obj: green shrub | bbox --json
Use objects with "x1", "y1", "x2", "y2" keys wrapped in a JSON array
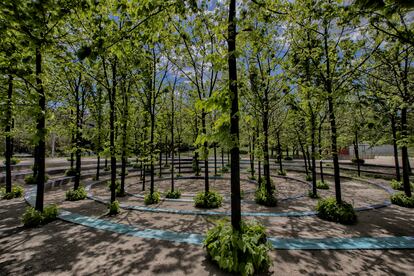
[
  {"x1": 1, "y1": 185, "x2": 24, "y2": 199},
  {"x1": 65, "y1": 186, "x2": 87, "y2": 201},
  {"x1": 117, "y1": 169, "x2": 129, "y2": 176},
  {"x1": 284, "y1": 156, "x2": 293, "y2": 161},
  {"x1": 308, "y1": 190, "x2": 320, "y2": 199},
  {"x1": 103, "y1": 166, "x2": 110, "y2": 171},
  {"x1": 3, "y1": 157, "x2": 20, "y2": 165},
  {"x1": 316, "y1": 180, "x2": 329, "y2": 189},
  {"x1": 255, "y1": 184, "x2": 277, "y2": 207},
  {"x1": 192, "y1": 159, "x2": 201, "y2": 175},
  {"x1": 248, "y1": 175, "x2": 256, "y2": 181},
  {"x1": 22, "y1": 204, "x2": 59, "y2": 227},
  {"x1": 390, "y1": 192, "x2": 414, "y2": 208},
  {"x1": 351, "y1": 158, "x2": 365, "y2": 164},
  {"x1": 221, "y1": 166, "x2": 229, "y2": 173},
  {"x1": 22, "y1": 207, "x2": 43, "y2": 227},
  {"x1": 67, "y1": 156, "x2": 75, "y2": 162},
  {"x1": 305, "y1": 174, "x2": 313, "y2": 181},
  {"x1": 277, "y1": 169, "x2": 287, "y2": 176},
  {"x1": 108, "y1": 200, "x2": 120, "y2": 215},
  {"x1": 390, "y1": 180, "x2": 414, "y2": 191},
  {"x1": 240, "y1": 189, "x2": 245, "y2": 200},
  {"x1": 24, "y1": 174, "x2": 49, "y2": 184},
  {"x1": 204, "y1": 221, "x2": 271, "y2": 276},
  {"x1": 194, "y1": 191, "x2": 223, "y2": 208},
  {"x1": 65, "y1": 167, "x2": 77, "y2": 176},
  {"x1": 144, "y1": 191, "x2": 161, "y2": 205},
  {"x1": 165, "y1": 190, "x2": 181, "y2": 199},
  {"x1": 316, "y1": 197, "x2": 357, "y2": 224},
  {"x1": 239, "y1": 149, "x2": 248, "y2": 155},
  {"x1": 132, "y1": 163, "x2": 141, "y2": 169},
  {"x1": 107, "y1": 180, "x2": 125, "y2": 197},
  {"x1": 42, "y1": 204, "x2": 59, "y2": 223}
]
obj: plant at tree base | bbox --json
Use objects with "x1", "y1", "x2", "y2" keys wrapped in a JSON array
[
  {"x1": 305, "y1": 174, "x2": 313, "y2": 181},
  {"x1": 3, "y1": 157, "x2": 20, "y2": 165},
  {"x1": 390, "y1": 180, "x2": 413, "y2": 191},
  {"x1": 24, "y1": 175, "x2": 49, "y2": 185},
  {"x1": 204, "y1": 221, "x2": 271, "y2": 276},
  {"x1": 308, "y1": 190, "x2": 320, "y2": 199},
  {"x1": 144, "y1": 191, "x2": 161, "y2": 205},
  {"x1": 107, "y1": 180, "x2": 125, "y2": 197},
  {"x1": 22, "y1": 204, "x2": 59, "y2": 227},
  {"x1": 194, "y1": 191, "x2": 223, "y2": 209},
  {"x1": 165, "y1": 190, "x2": 181, "y2": 199},
  {"x1": 255, "y1": 184, "x2": 277, "y2": 207},
  {"x1": 316, "y1": 197, "x2": 357, "y2": 224},
  {"x1": 277, "y1": 169, "x2": 287, "y2": 176},
  {"x1": 65, "y1": 167, "x2": 77, "y2": 176},
  {"x1": 316, "y1": 180, "x2": 329, "y2": 190},
  {"x1": 65, "y1": 185, "x2": 87, "y2": 201},
  {"x1": 108, "y1": 200, "x2": 120, "y2": 215},
  {"x1": 390, "y1": 192, "x2": 414, "y2": 208},
  {"x1": 0, "y1": 185, "x2": 24, "y2": 199}
]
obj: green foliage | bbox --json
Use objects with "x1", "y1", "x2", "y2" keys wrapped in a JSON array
[
  {"x1": 316, "y1": 197, "x2": 357, "y2": 224},
  {"x1": 103, "y1": 167, "x2": 110, "y2": 171},
  {"x1": 277, "y1": 169, "x2": 287, "y2": 176},
  {"x1": 117, "y1": 169, "x2": 129, "y2": 176},
  {"x1": 132, "y1": 163, "x2": 141, "y2": 169},
  {"x1": 107, "y1": 180, "x2": 125, "y2": 197},
  {"x1": 240, "y1": 189, "x2": 245, "y2": 200},
  {"x1": 3, "y1": 157, "x2": 20, "y2": 165},
  {"x1": 308, "y1": 190, "x2": 320, "y2": 199},
  {"x1": 305, "y1": 174, "x2": 313, "y2": 181},
  {"x1": 24, "y1": 174, "x2": 49, "y2": 184},
  {"x1": 65, "y1": 167, "x2": 77, "y2": 176},
  {"x1": 144, "y1": 191, "x2": 161, "y2": 205},
  {"x1": 316, "y1": 180, "x2": 329, "y2": 189},
  {"x1": 204, "y1": 221, "x2": 271, "y2": 276},
  {"x1": 390, "y1": 192, "x2": 414, "y2": 208},
  {"x1": 192, "y1": 159, "x2": 201, "y2": 176},
  {"x1": 284, "y1": 156, "x2": 293, "y2": 161},
  {"x1": 22, "y1": 207, "x2": 43, "y2": 227},
  {"x1": 221, "y1": 166, "x2": 229, "y2": 173},
  {"x1": 390, "y1": 180, "x2": 413, "y2": 191},
  {"x1": 0, "y1": 185, "x2": 24, "y2": 199},
  {"x1": 351, "y1": 158, "x2": 365, "y2": 165},
  {"x1": 255, "y1": 184, "x2": 277, "y2": 207},
  {"x1": 67, "y1": 157, "x2": 75, "y2": 162},
  {"x1": 22, "y1": 204, "x2": 59, "y2": 227},
  {"x1": 65, "y1": 186, "x2": 87, "y2": 201},
  {"x1": 108, "y1": 200, "x2": 121, "y2": 215},
  {"x1": 194, "y1": 191, "x2": 223, "y2": 208},
  {"x1": 165, "y1": 190, "x2": 181, "y2": 199}
]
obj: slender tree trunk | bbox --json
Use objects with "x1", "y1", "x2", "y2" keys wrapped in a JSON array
[
  {"x1": 297, "y1": 132, "x2": 309, "y2": 176},
  {"x1": 35, "y1": 46, "x2": 46, "y2": 212},
  {"x1": 214, "y1": 144, "x2": 217, "y2": 175},
  {"x1": 171, "y1": 85, "x2": 175, "y2": 191},
  {"x1": 262, "y1": 107, "x2": 271, "y2": 194},
  {"x1": 401, "y1": 107, "x2": 411, "y2": 197},
  {"x1": 201, "y1": 110, "x2": 209, "y2": 193},
  {"x1": 150, "y1": 112, "x2": 155, "y2": 195},
  {"x1": 5, "y1": 75, "x2": 13, "y2": 194},
  {"x1": 159, "y1": 149, "x2": 162, "y2": 176},
  {"x1": 221, "y1": 147, "x2": 225, "y2": 171},
  {"x1": 353, "y1": 129, "x2": 361, "y2": 177},
  {"x1": 74, "y1": 75, "x2": 82, "y2": 190},
  {"x1": 310, "y1": 117, "x2": 317, "y2": 195},
  {"x1": 178, "y1": 139, "x2": 181, "y2": 175},
  {"x1": 318, "y1": 122, "x2": 325, "y2": 183},
  {"x1": 96, "y1": 103, "x2": 102, "y2": 180},
  {"x1": 120, "y1": 84, "x2": 128, "y2": 196},
  {"x1": 228, "y1": 0, "x2": 241, "y2": 230},
  {"x1": 277, "y1": 131, "x2": 283, "y2": 173},
  {"x1": 109, "y1": 60, "x2": 117, "y2": 203}
]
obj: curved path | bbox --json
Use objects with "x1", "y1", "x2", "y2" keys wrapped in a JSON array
[{"x1": 24, "y1": 176, "x2": 414, "y2": 250}]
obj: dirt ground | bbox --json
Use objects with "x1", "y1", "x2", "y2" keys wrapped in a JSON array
[{"x1": 1, "y1": 170, "x2": 414, "y2": 275}]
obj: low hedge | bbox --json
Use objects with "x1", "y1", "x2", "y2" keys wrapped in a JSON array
[
  {"x1": 3, "y1": 157, "x2": 20, "y2": 165},
  {"x1": 22, "y1": 204, "x2": 59, "y2": 227},
  {"x1": 165, "y1": 190, "x2": 181, "y2": 199},
  {"x1": 316, "y1": 180, "x2": 329, "y2": 189},
  {"x1": 204, "y1": 221, "x2": 271, "y2": 276},
  {"x1": 194, "y1": 191, "x2": 223, "y2": 208},
  {"x1": 390, "y1": 192, "x2": 414, "y2": 208},
  {"x1": 255, "y1": 184, "x2": 277, "y2": 207},
  {"x1": 0, "y1": 185, "x2": 24, "y2": 199},
  {"x1": 144, "y1": 191, "x2": 161, "y2": 205},
  {"x1": 316, "y1": 197, "x2": 357, "y2": 224},
  {"x1": 65, "y1": 186, "x2": 87, "y2": 201},
  {"x1": 390, "y1": 180, "x2": 413, "y2": 191}
]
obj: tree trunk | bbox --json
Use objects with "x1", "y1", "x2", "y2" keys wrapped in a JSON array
[
  {"x1": 74, "y1": 75, "x2": 82, "y2": 190},
  {"x1": 5, "y1": 75, "x2": 13, "y2": 194},
  {"x1": 35, "y1": 47, "x2": 46, "y2": 212},
  {"x1": 150, "y1": 112, "x2": 155, "y2": 195},
  {"x1": 201, "y1": 110, "x2": 209, "y2": 193},
  {"x1": 277, "y1": 131, "x2": 283, "y2": 173},
  {"x1": 401, "y1": 107, "x2": 411, "y2": 197},
  {"x1": 228, "y1": 0, "x2": 241, "y2": 230},
  {"x1": 353, "y1": 129, "x2": 361, "y2": 177},
  {"x1": 120, "y1": 83, "x2": 128, "y2": 196},
  {"x1": 318, "y1": 121, "x2": 325, "y2": 183},
  {"x1": 170, "y1": 85, "x2": 175, "y2": 192},
  {"x1": 214, "y1": 144, "x2": 217, "y2": 175},
  {"x1": 109, "y1": 60, "x2": 117, "y2": 203},
  {"x1": 262, "y1": 107, "x2": 271, "y2": 194},
  {"x1": 310, "y1": 117, "x2": 317, "y2": 196}
]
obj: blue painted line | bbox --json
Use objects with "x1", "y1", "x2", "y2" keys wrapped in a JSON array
[
  {"x1": 23, "y1": 187, "x2": 414, "y2": 250},
  {"x1": 268, "y1": 236, "x2": 414, "y2": 250}
]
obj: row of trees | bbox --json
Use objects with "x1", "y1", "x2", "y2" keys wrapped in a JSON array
[{"x1": 1, "y1": 0, "x2": 413, "y2": 211}]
